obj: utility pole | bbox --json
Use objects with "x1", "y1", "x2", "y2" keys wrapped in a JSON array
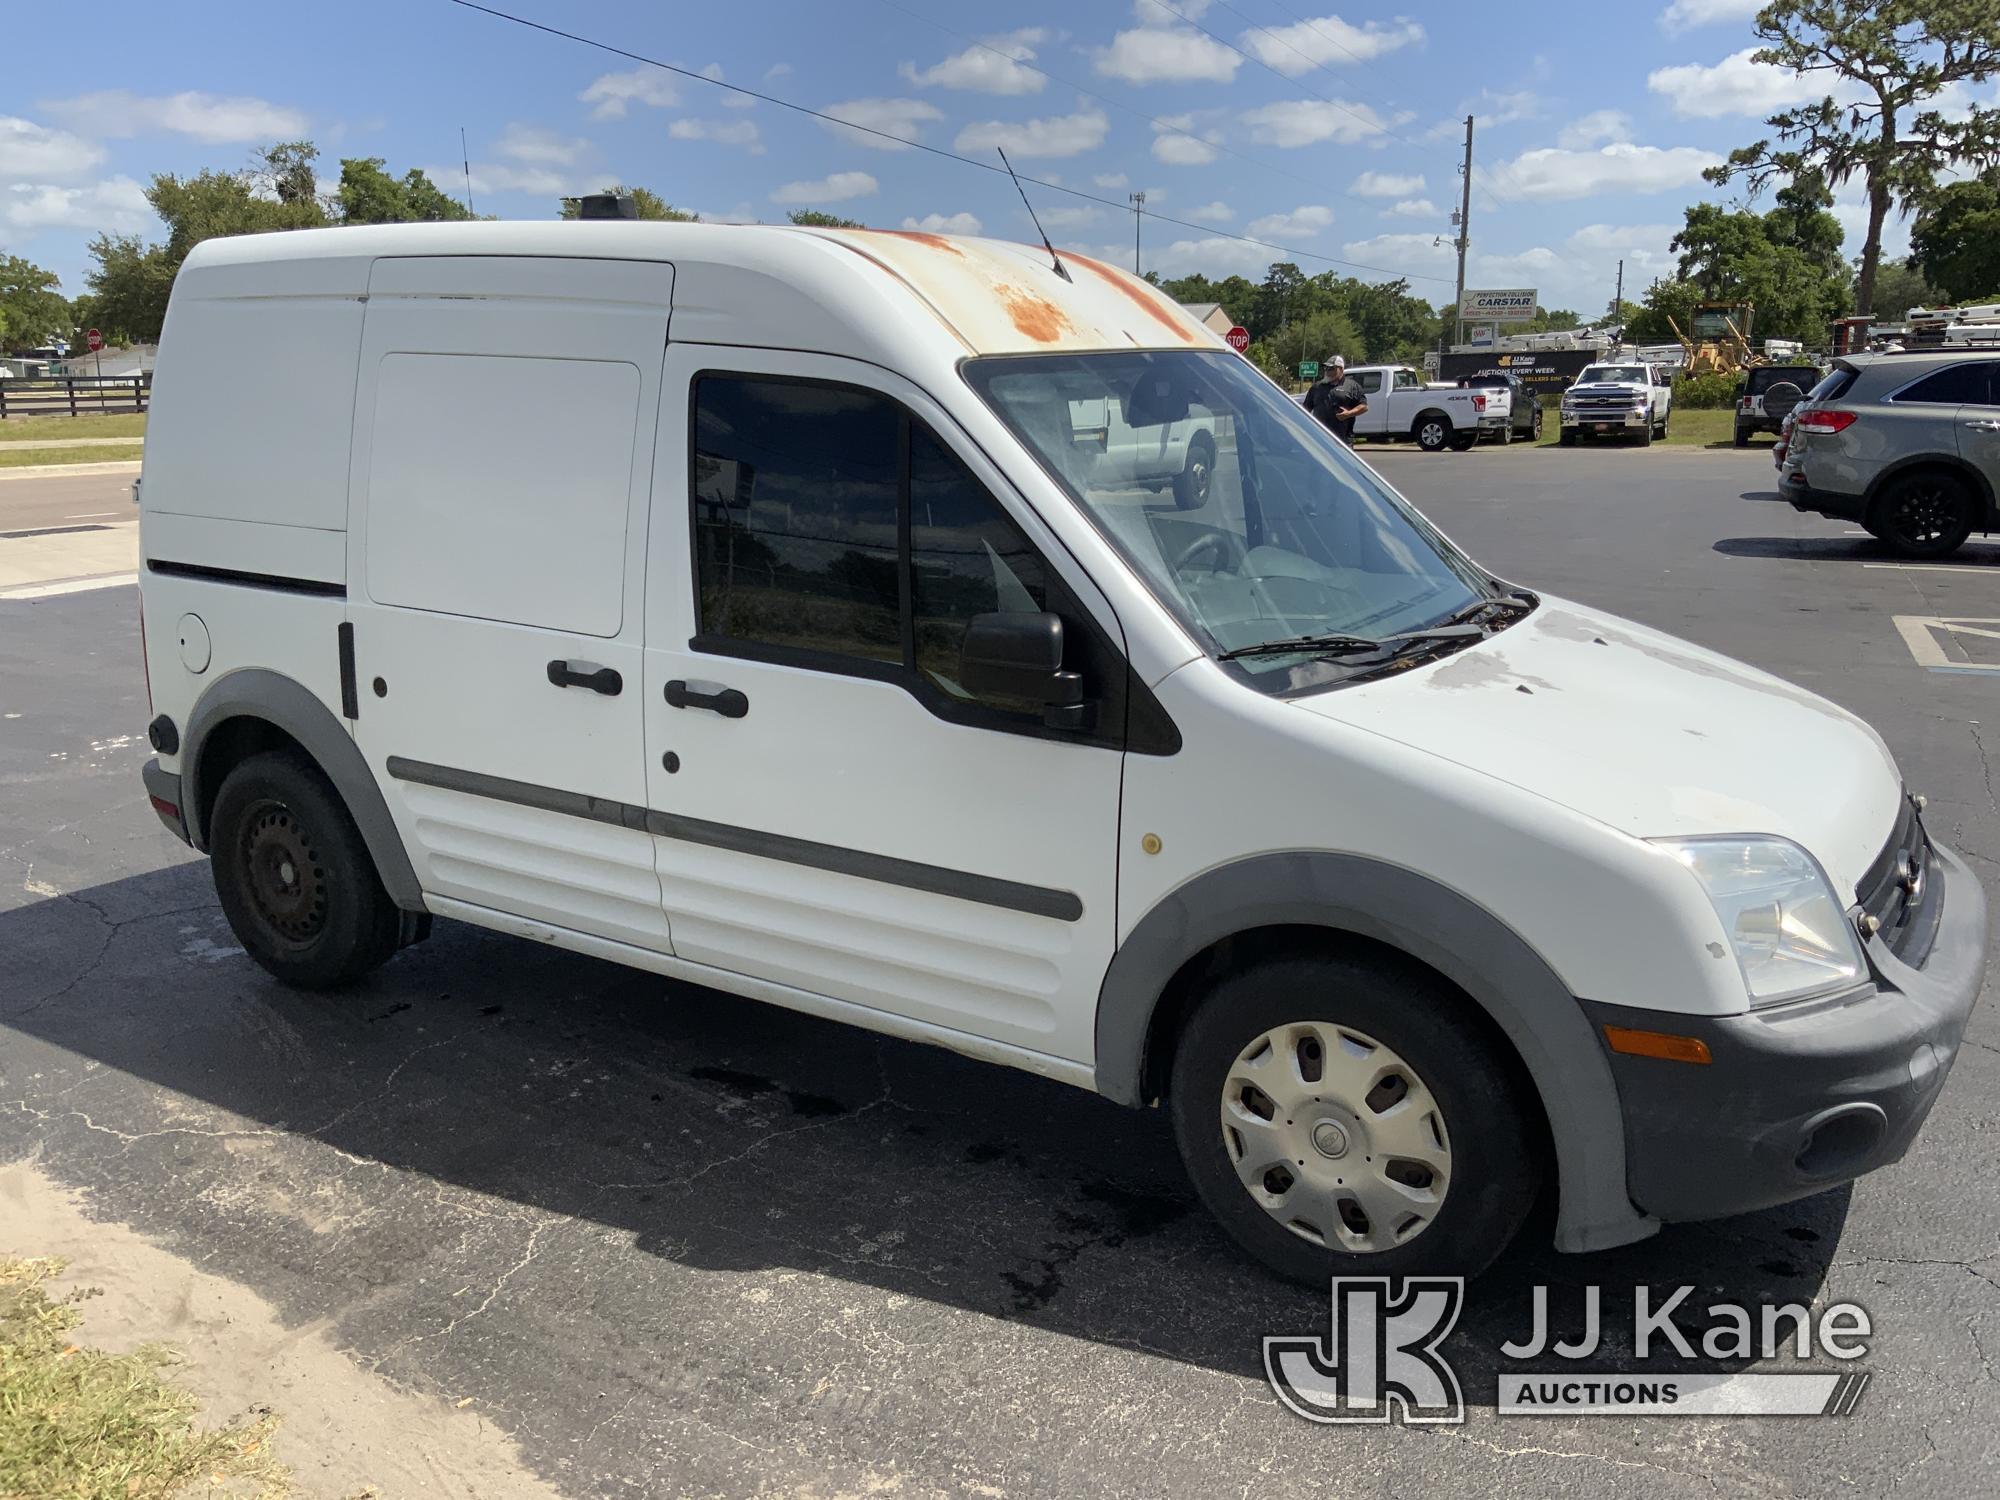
[
  {"x1": 1452, "y1": 115, "x2": 1473, "y2": 349},
  {"x1": 1129, "y1": 191, "x2": 1145, "y2": 275},
  {"x1": 1612, "y1": 259, "x2": 1624, "y2": 327}
]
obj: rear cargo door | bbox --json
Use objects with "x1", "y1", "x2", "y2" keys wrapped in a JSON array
[{"x1": 345, "y1": 256, "x2": 676, "y2": 953}]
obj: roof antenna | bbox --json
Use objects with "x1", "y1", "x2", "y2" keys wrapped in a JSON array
[{"x1": 998, "y1": 147, "x2": 1070, "y2": 283}]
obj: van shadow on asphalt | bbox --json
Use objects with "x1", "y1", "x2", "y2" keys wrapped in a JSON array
[{"x1": 0, "y1": 863, "x2": 1851, "y2": 1403}]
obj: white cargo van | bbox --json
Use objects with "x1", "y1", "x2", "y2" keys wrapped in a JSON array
[{"x1": 137, "y1": 223, "x2": 1985, "y2": 1281}]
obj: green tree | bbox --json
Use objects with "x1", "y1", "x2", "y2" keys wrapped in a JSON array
[
  {"x1": 82, "y1": 236, "x2": 177, "y2": 343},
  {"x1": 254, "y1": 141, "x2": 321, "y2": 207},
  {"x1": 1869, "y1": 254, "x2": 1944, "y2": 316},
  {"x1": 337, "y1": 158, "x2": 474, "y2": 223},
  {"x1": 558, "y1": 185, "x2": 697, "y2": 221},
  {"x1": 1910, "y1": 171, "x2": 2000, "y2": 301},
  {"x1": 0, "y1": 255, "x2": 71, "y2": 350},
  {"x1": 1705, "y1": 1, "x2": 2000, "y2": 316},
  {"x1": 1659, "y1": 193, "x2": 1852, "y2": 341},
  {"x1": 786, "y1": 209, "x2": 866, "y2": 228}
]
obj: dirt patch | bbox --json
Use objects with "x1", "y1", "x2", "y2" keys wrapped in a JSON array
[{"x1": 0, "y1": 1163, "x2": 568, "y2": 1500}]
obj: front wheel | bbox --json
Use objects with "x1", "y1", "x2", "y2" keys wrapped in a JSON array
[
  {"x1": 210, "y1": 750, "x2": 402, "y2": 989},
  {"x1": 1558, "y1": 427, "x2": 1577, "y2": 447},
  {"x1": 1636, "y1": 421, "x2": 1654, "y2": 447},
  {"x1": 1169, "y1": 953, "x2": 1540, "y2": 1282},
  {"x1": 1414, "y1": 415, "x2": 1451, "y2": 453}
]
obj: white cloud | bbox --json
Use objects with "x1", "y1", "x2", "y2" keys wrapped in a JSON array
[
  {"x1": 1094, "y1": 172, "x2": 1129, "y2": 189},
  {"x1": 1473, "y1": 89, "x2": 1543, "y2": 126},
  {"x1": 1145, "y1": 234, "x2": 1283, "y2": 279},
  {"x1": 770, "y1": 170, "x2": 879, "y2": 205},
  {"x1": 1188, "y1": 200, "x2": 1233, "y2": 222},
  {"x1": 691, "y1": 64, "x2": 756, "y2": 108},
  {"x1": 496, "y1": 123, "x2": 590, "y2": 166},
  {"x1": 1342, "y1": 231, "x2": 1456, "y2": 270},
  {"x1": 1647, "y1": 48, "x2": 1829, "y2": 118},
  {"x1": 903, "y1": 211, "x2": 983, "y2": 233},
  {"x1": 40, "y1": 90, "x2": 306, "y2": 145},
  {"x1": 1383, "y1": 197, "x2": 1439, "y2": 218},
  {"x1": 1094, "y1": 25, "x2": 1242, "y2": 84},
  {"x1": 0, "y1": 116, "x2": 104, "y2": 180},
  {"x1": 1241, "y1": 99, "x2": 1389, "y2": 148},
  {"x1": 1658, "y1": 0, "x2": 1762, "y2": 32},
  {"x1": 668, "y1": 118, "x2": 765, "y2": 153},
  {"x1": 581, "y1": 67, "x2": 678, "y2": 120},
  {"x1": 764, "y1": 63, "x2": 792, "y2": 82},
  {"x1": 448, "y1": 162, "x2": 595, "y2": 198},
  {"x1": 1247, "y1": 204, "x2": 1334, "y2": 239},
  {"x1": 954, "y1": 107, "x2": 1110, "y2": 159},
  {"x1": 900, "y1": 30, "x2": 1048, "y2": 95},
  {"x1": 1556, "y1": 110, "x2": 1633, "y2": 149},
  {"x1": 1239, "y1": 16, "x2": 1424, "y2": 74},
  {"x1": 1567, "y1": 222, "x2": 1678, "y2": 258},
  {"x1": 1350, "y1": 170, "x2": 1424, "y2": 197},
  {"x1": 0, "y1": 175, "x2": 152, "y2": 233},
  {"x1": 1038, "y1": 203, "x2": 1105, "y2": 230},
  {"x1": 1152, "y1": 115, "x2": 1220, "y2": 165},
  {"x1": 820, "y1": 97, "x2": 944, "y2": 151},
  {"x1": 1483, "y1": 142, "x2": 1721, "y2": 200}
]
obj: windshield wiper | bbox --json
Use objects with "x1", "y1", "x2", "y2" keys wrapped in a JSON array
[
  {"x1": 1439, "y1": 592, "x2": 1535, "y2": 628},
  {"x1": 1216, "y1": 624, "x2": 1484, "y2": 661}
]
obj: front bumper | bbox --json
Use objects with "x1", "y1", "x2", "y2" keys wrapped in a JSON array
[
  {"x1": 1560, "y1": 410, "x2": 1649, "y2": 428},
  {"x1": 1584, "y1": 840, "x2": 1987, "y2": 1224}
]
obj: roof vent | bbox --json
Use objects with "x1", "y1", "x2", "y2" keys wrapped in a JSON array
[{"x1": 577, "y1": 193, "x2": 639, "y2": 221}]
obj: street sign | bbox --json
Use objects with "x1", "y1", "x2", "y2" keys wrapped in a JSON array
[
  {"x1": 1298, "y1": 359, "x2": 1320, "y2": 380},
  {"x1": 85, "y1": 328, "x2": 103, "y2": 352},
  {"x1": 1225, "y1": 324, "x2": 1250, "y2": 353},
  {"x1": 1459, "y1": 288, "x2": 1537, "y2": 322}
]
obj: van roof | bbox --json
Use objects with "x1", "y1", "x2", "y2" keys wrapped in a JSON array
[{"x1": 174, "y1": 220, "x2": 1222, "y2": 361}]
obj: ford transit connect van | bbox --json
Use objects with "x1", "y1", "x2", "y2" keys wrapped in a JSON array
[{"x1": 136, "y1": 223, "x2": 1986, "y2": 1282}]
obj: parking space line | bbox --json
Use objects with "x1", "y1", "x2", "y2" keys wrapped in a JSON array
[
  {"x1": 1892, "y1": 615, "x2": 2000, "y2": 674},
  {"x1": 0, "y1": 572, "x2": 137, "y2": 601},
  {"x1": 1863, "y1": 563, "x2": 2000, "y2": 575}
]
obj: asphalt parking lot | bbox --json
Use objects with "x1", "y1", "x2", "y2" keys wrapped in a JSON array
[{"x1": 3, "y1": 443, "x2": 1997, "y2": 1498}]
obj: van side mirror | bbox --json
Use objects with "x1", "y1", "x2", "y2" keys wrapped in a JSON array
[{"x1": 959, "y1": 611, "x2": 1090, "y2": 728}]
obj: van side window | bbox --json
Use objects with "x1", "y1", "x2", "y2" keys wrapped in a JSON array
[
  {"x1": 692, "y1": 373, "x2": 1050, "y2": 711},
  {"x1": 1892, "y1": 363, "x2": 1995, "y2": 406}
]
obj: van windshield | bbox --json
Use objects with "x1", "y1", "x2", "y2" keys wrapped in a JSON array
[
  {"x1": 962, "y1": 350, "x2": 1509, "y2": 693},
  {"x1": 1578, "y1": 366, "x2": 1647, "y2": 383}
]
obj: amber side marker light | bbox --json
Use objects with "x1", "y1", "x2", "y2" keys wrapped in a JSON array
[{"x1": 1603, "y1": 1025, "x2": 1713, "y2": 1065}]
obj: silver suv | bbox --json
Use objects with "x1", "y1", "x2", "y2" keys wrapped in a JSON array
[{"x1": 1780, "y1": 350, "x2": 2000, "y2": 557}]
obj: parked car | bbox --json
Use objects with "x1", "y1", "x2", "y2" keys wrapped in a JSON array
[
  {"x1": 1557, "y1": 362, "x2": 1673, "y2": 445},
  {"x1": 1780, "y1": 350, "x2": 2000, "y2": 558},
  {"x1": 1773, "y1": 409, "x2": 1794, "y2": 469},
  {"x1": 137, "y1": 223, "x2": 1985, "y2": 1283},
  {"x1": 1735, "y1": 364, "x2": 1821, "y2": 446},
  {"x1": 1457, "y1": 372, "x2": 1543, "y2": 442},
  {"x1": 1344, "y1": 363, "x2": 1490, "y2": 451}
]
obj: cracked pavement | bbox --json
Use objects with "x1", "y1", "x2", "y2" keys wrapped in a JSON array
[{"x1": 2, "y1": 446, "x2": 1997, "y2": 1498}]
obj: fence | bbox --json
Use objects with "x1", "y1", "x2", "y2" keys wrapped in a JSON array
[{"x1": 0, "y1": 373, "x2": 152, "y2": 419}]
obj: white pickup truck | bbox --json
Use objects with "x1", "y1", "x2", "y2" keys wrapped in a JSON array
[
  {"x1": 1558, "y1": 361, "x2": 1673, "y2": 446},
  {"x1": 1344, "y1": 364, "x2": 1499, "y2": 451},
  {"x1": 1067, "y1": 394, "x2": 1216, "y2": 504}
]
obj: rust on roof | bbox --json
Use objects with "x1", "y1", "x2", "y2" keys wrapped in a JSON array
[
  {"x1": 868, "y1": 229, "x2": 967, "y2": 257},
  {"x1": 995, "y1": 284, "x2": 1075, "y2": 344},
  {"x1": 1066, "y1": 253, "x2": 1199, "y2": 344}
]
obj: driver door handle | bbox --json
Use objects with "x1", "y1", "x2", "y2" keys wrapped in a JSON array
[
  {"x1": 1964, "y1": 419, "x2": 2000, "y2": 432},
  {"x1": 665, "y1": 679, "x2": 749, "y2": 718},
  {"x1": 547, "y1": 660, "x2": 623, "y2": 696}
]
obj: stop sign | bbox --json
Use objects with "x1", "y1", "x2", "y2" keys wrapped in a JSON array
[
  {"x1": 85, "y1": 328, "x2": 103, "y2": 352},
  {"x1": 1224, "y1": 324, "x2": 1250, "y2": 353}
]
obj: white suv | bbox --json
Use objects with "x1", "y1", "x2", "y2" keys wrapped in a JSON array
[{"x1": 136, "y1": 223, "x2": 1985, "y2": 1282}]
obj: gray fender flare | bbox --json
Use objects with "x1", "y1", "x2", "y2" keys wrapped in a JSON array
[
  {"x1": 1093, "y1": 852, "x2": 1657, "y2": 1253},
  {"x1": 182, "y1": 668, "x2": 424, "y2": 912}
]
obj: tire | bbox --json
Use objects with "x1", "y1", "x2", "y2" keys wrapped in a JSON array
[
  {"x1": 1529, "y1": 407, "x2": 1543, "y2": 442},
  {"x1": 1636, "y1": 421, "x2": 1653, "y2": 447},
  {"x1": 1414, "y1": 413, "x2": 1451, "y2": 453},
  {"x1": 1867, "y1": 470, "x2": 1977, "y2": 559},
  {"x1": 1656, "y1": 412, "x2": 1669, "y2": 440},
  {"x1": 1558, "y1": 427, "x2": 1577, "y2": 447},
  {"x1": 1734, "y1": 425, "x2": 1750, "y2": 448},
  {"x1": 1173, "y1": 433, "x2": 1216, "y2": 509},
  {"x1": 1449, "y1": 432, "x2": 1478, "y2": 452},
  {"x1": 209, "y1": 749, "x2": 402, "y2": 989},
  {"x1": 1762, "y1": 381, "x2": 1803, "y2": 426},
  {"x1": 1168, "y1": 952, "x2": 1540, "y2": 1283}
]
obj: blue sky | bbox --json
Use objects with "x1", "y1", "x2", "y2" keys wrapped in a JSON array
[{"x1": 0, "y1": 0, "x2": 1949, "y2": 319}]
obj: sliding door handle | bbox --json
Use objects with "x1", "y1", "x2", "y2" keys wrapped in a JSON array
[
  {"x1": 665, "y1": 679, "x2": 749, "y2": 718},
  {"x1": 547, "y1": 660, "x2": 623, "y2": 696}
]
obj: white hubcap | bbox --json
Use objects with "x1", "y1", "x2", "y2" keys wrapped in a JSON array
[{"x1": 1219, "y1": 1021, "x2": 1452, "y2": 1253}]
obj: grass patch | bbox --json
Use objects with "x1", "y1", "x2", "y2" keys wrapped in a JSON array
[
  {"x1": 0, "y1": 412, "x2": 148, "y2": 442},
  {"x1": 1534, "y1": 406, "x2": 1749, "y2": 449},
  {"x1": 0, "y1": 444, "x2": 146, "y2": 468},
  {"x1": 0, "y1": 1257, "x2": 286, "y2": 1499}
]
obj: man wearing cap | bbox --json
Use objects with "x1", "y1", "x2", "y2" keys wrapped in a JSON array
[{"x1": 1321, "y1": 355, "x2": 1367, "y2": 446}]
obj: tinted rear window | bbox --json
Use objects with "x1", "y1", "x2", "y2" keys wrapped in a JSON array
[
  {"x1": 1890, "y1": 362, "x2": 1995, "y2": 405},
  {"x1": 1808, "y1": 367, "x2": 1858, "y2": 403}
]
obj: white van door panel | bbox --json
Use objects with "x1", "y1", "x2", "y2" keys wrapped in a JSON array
[
  {"x1": 347, "y1": 260, "x2": 672, "y2": 951},
  {"x1": 642, "y1": 347, "x2": 1123, "y2": 1063}
]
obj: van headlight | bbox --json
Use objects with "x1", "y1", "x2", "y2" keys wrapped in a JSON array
[{"x1": 1658, "y1": 836, "x2": 1867, "y2": 1005}]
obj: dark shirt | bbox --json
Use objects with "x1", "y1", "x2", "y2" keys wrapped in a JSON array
[{"x1": 1325, "y1": 376, "x2": 1365, "y2": 444}]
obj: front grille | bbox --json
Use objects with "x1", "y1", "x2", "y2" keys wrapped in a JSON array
[
  {"x1": 1569, "y1": 395, "x2": 1640, "y2": 414},
  {"x1": 1856, "y1": 797, "x2": 1940, "y2": 965}
]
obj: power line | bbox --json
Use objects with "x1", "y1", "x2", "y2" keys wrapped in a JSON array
[
  {"x1": 443, "y1": 0, "x2": 1456, "y2": 285},
  {"x1": 871, "y1": 0, "x2": 1401, "y2": 217}
]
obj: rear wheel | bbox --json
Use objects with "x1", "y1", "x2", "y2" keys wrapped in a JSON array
[
  {"x1": 1529, "y1": 406, "x2": 1544, "y2": 441},
  {"x1": 1414, "y1": 414, "x2": 1452, "y2": 453},
  {"x1": 1169, "y1": 953, "x2": 1539, "y2": 1282},
  {"x1": 1173, "y1": 433, "x2": 1215, "y2": 509},
  {"x1": 1869, "y1": 471, "x2": 1977, "y2": 559},
  {"x1": 210, "y1": 750, "x2": 401, "y2": 989},
  {"x1": 1448, "y1": 431, "x2": 1478, "y2": 452},
  {"x1": 1734, "y1": 424, "x2": 1750, "y2": 447}
]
